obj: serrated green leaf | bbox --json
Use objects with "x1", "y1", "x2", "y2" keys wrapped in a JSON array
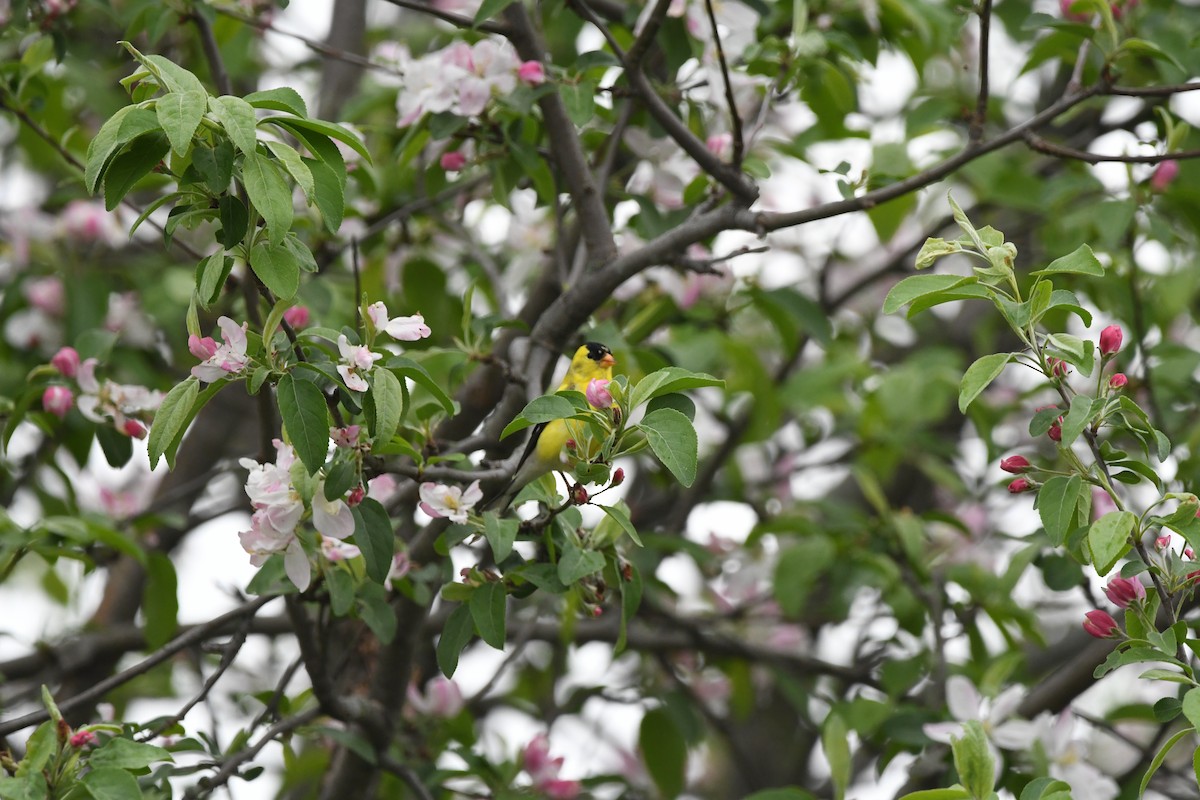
[
  {"x1": 103, "y1": 132, "x2": 169, "y2": 210},
  {"x1": 244, "y1": 86, "x2": 308, "y2": 117},
  {"x1": 598, "y1": 503, "x2": 643, "y2": 546},
  {"x1": 1088, "y1": 510, "x2": 1137, "y2": 576},
  {"x1": 210, "y1": 94, "x2": 258, "y2": 155},
  {"x1": 148, "y1": 378, "x2": 198, "y2": 468},
  {"x1": 87, "y1": 737, "x2": 172, "y2": 769},
  {"x1": 249, "y1": 240, "x2": 299, "y2": 299},
  {"x1": 366, "y1": 367, "x2": 403, "y2": 446},
  {"x1": 629, "y1": 367, "x2": 724, "y2": 411},
  {"x1": 265, "y1": 140, "x2": 315, "y2": 203},
  {"x1": 436, "y1": 603, "x2": 474, "y2": 677},
  {"x1": 883, "y1": 274, "x2": 975, "y2": 315},
  {"x1": 156, "y1": 90, "x2": 207, "y2": 155},
  {"x1": 85, "y1": 106, "x2": 161, "y2": 194},
  {"x1": 470, "y1": 581, "x2": 507, "y2": 649},
  {"x1": 484, "y1": 513, "x2": 519, "y2": 562},
  {"x1": 276, "y1": 373, "x2": 329, "y2": 475},
  {"x1": 81, "y1": 767, "x2": 144, "y2": 800},
  {"x1": 351, "y1": 498, "x2": 394, "y2": 584},
  {"x1": 242, "y1": 151, "x2": 293, "y2": 247},
  {"x1": 501, "y1": 394, "x2": 576, "y2": 439},
  {"x1": 958, "y1": 353, "x2": 1012, "y2": 413},
  {"x1": 640, "y1": 408, "x2": 698, "y2": 487},
  {"x1": 1037, "y1": 475, "x2": 1083, "y2": 547},
  {"x1": 261, "y1": 116, "x2": 371, "y2": 163}
]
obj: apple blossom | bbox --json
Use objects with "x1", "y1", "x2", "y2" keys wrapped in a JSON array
[
  {"x1": 518, "y1": 60, "x2": 546, "y2": 85},
  {"x1": 24, "y1": 276, "x2": 64, "y2": 315},
  {"x1": 419, "y1": 480, "x2": 483, "y2": 523},
  {"x1": 50, "y1": 346, "x2": 80, "y2": 377},
  {"x1": 1082, "y1": 610, "x2": 1120, "y2": 639},
  {"x1": 1108, "y1": 373, "x2": 1127, "y2": 390},
  {"x1": 68, "y1": 730, "x2": 96, "y2": 748},
  {"x1": 1098, "y1": 325, "x2": 1123, "y2": 356},
  {"x1": 585, "y1": 378, "x2": 613, "y2": 409},
  {"x1": 320, "y1": 537, "x2": 362, "y2": 562},
  {"x1": 336, "y1": 334, "x2": 382, "y2": 392},
  {"x1": 1102, "y1": 576, "x2": 1146, "y2": 608},
  {"x1": 440, "y1": 150, "x2": 467, "y2": 171},
  {"x1": 75, "y1": 358, "x2": 162, "y2": 435},
  {"x1": 331, "y1": 425, "x2": 361, "y2": 448},
  {"x1": 1007, "y1": 478, "x2": 1035, "y2": 494},
  {"x1": 312, "y1": 482, "x2": 356, "y2": 540},
  {"x1": 42, "y1": 386, "x2": 73, "y2": 418},
  {"x1": 407, "y1": 676, "x2": 464, "y2": 717},
  {"x1": 191, "y1": 317, "x2": 250, "y2": 382},
  {"x1": 388, "y1": 550, "x2": 411, "y2": 583},
  {"x1": 367, "y1": 302, "x2": 432, "y2": 341},
  {"x1": 282, "y1": 305, "x2": 310, "y2": 328},
  {"x1": 368, "y1": 474, "x2": 399, "y2": 504}
]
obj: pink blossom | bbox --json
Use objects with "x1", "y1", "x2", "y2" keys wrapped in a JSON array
[
  {"x1": 331, "y1": 425, "x2": 361, "y2": 448},
  {"x1": 1008, "y1": 478, "x2": 1035, "y2": 494},
  {"x1": 1103, "y1": 576, "x2": 1146, "y2": 608},
  {"x1": 439, "y1": 150, "x2": 468, "y2": 171},
  {"x1": 312, "y1": 481, "x2": 356, "y2": 540},
  {"x1": 706, "y1": 132, "x2": 733, "y2": 160},
  {"x1": 368, "y1": 474, "x2": 399, "y2": 504},
  {"x1": 419, "y1": 480, "x2": 483, "y2": 523},
  {"x1": 320, "y1": 537, "x2": 362, "y2": 562},
  {"x1": 585, "y1": 378, "x2": 613, "y2": 409},
  {"x1": 367, "y1": 302, "x2": 432, "y2": 341},
  {"x1": 336, "y1": 334, "x2": 382, "y2": 392},
  {"x1": 239, "y1": 441, "x2": 309, "y2": 590},
  {"x1": 1150, "y1": 160, "x2": 1179, "y2": 192},
  {"x1": 1108, "y1": 373, "x2": 1128, "y2": 390},
  {"x1": 1098, "y1": 325, "x2": 1123, "y2": 356},
  {"x1": 407, "y1": 676, "x2": 464, "y2": 717},
  {"x1": 611, "y1": 467, "x2": 625, "y2": 486},
  {"x1": 188, "y1": 335, "x2": 219, "y2": 361},
  {"x1": 1000, "y1": 455, "x2": 1031, "y2": 474},
  {"x1": 283, "y1": 305, "x2": 310, "y2": 328},
  {"x1": 388, "y1": 550, "x2": 411, "y2": 582},
  {"x1": 523, "y1": 734, "x2": 565, "y2": 784},
  {"x1": 1155, "y1": 535, "x2": 1171, "y2": 551},
  {"x1": 74, "y1": 358, "x2": 163, "y2": 434},
  {"x1": 24, "y1": 277, "x2": 64, "y2": 316},
  {"x1": 68, "y1": 730, "x2": 96, "y2": 748},
  {"x1": 190, "y1": 317, "x2": 249, "y2": 382},
  {"x1": 518, "y1": 60, "x2": 546, "y2": 85},
  {"x1": 122, "y1": 419, "x2": 147, "y2": 439},
  {"x1": 51, "y1": 347, "x2": 80, "y2": 378},
  {"x1": 1083, "y1": 609, "x2": 1120, "y2": 639},
  {"x1": 538, "y1": 779, "x2": 582, "y2": 800},
  {"x1": 347, "y1": 486, "x2": 365, "y2": 506},
  {"x1": 43, "y1": 386, "x2": 73, "y2": 418},
  {"x1": 59, "y1": 199, "x2": 116, "y2": 243}
]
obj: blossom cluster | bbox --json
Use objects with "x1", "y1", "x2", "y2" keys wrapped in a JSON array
[
  {"x1": 396, "y1": 39, "x2": 546, "y2": 126},
  {"x1": 41, "y1": 346, "x2": 162, "y2": 439}
]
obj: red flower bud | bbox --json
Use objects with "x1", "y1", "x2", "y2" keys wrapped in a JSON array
[
  {"x1": 1151, "y1": 159, "x2": 1179, "y2": 192},
  {"x1": 347, "y1": 486, "x2": 365, "y2": 507},
  {"x1": 1047, "y1": 357, "x2": 1070, "y2": 377},
  {"x1": 1007, "y1": 477, "x2": 1035, "y2": 494},
  {"x1": 51, "y1": 346, "x2": 80, "y2": 378},
  {"x1": 1048, "y1": 421, "x2": 1062, "y2": 442},
  {"x1": 1108, "y1": 373, "x2": 1128, "y2": 390},
  {"x1": 1083, "y1": 609, "x2": 1120, "y2": 639},
  {"x1": 1000, "y1": 455, "x2": 1032, "y2": 474},
  {"x1": 611, "y1": 467, "x2": 625, "y2": 487},
  {"x1": 570, "y1": 484, "x2": 588, "y2": 505},
  {"x1": 439, "y1": 151, "x2": 467, "y2": 171},
  {"x1": 1103, "y1": 576, "x2": 1146, "y2": 608},
  {"x1": 122, "y1": 419, "x2": 148, "y2": 439},
  {"x1": 1099, "y1": 325, "x2": 1123, "y2": 356},
  {"x1": 1156, "y1": 535, "x2": 1171, "y2": 551},
  {"x1": 69, "y1": 730, "x2": 96, "y2": 748}
]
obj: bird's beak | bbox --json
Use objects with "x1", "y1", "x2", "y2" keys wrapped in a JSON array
[{"x1": 601, "y1": 354, "x2": 616, "y2": 368}]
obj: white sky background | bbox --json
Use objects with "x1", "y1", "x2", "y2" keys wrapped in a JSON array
[{"x1": 2, "y1": 1, "x2": 1195, "y2": 798}]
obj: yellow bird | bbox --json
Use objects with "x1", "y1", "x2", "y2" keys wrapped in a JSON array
[{"x1": 489, "y1": 342, "x2": 617, "y2": 511}]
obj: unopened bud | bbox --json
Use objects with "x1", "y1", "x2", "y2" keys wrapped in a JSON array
[
  {"x1": 50, "y1": 346, "x2": 80, "y2": 378},
  {"x1": 1000, "y1": 455, "x2": 1032, "y2": 474},
  {"x1": 1103, "y1": 576, "x2": 1146, "y2": 608},
  {"x1": 122, "y1": 419, "x2": 148, "y2": 439},
  {"x1": 1156, "y1": 535, "x2": 1172, "y2": 551},
  {"x1": 347, "y1": 486, "x2": 365, "y2": 507},
  {"x1": 611, "y1": 467, "x2": 625, "y2": 487},
  {"x1": 440, "y1": 150, "x2": 467, "y2": 171},
  {"x1": 1048, "y1": 421, "x2": 1063, "y2": 442},
  {"x1": 1082, "y1": 609, "x2": 1120, "y2": 639},
  {"x1": 42, "y1": 386, "x2": 73, "y2": 419},
  {"x1": 571, "y1": 484, "x2": 588, "y2": 505},
  {"x1": 1007, "y1": 477, "x2": 1036, "y2": 494},
  {"x1": 69, "y1": 730, "x2": 96, "y2": 748},
  {"x1": 1099, "y1": 325, "x2": 1123, "y2": 356},
  {"x1": 1150, "y1": 159, "x2": 1179, "y2": 192},
  {"x1": 1108, "y1": 373, "x2": 1128, "y2": 390},
  {"x1": 565, "y1": 439, "x2": 577, "y2": 452},
  {"x1": 1048, "y1": 357, "x2": 1070, "y2": 377}
]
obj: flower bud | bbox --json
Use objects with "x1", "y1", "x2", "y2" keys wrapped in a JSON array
[
  {"x1": 1082, "y1": 609, "x2": 1120, "y2": 639},
  {"x1": 440, "y1": 150, "x2": 467, "y2": 171},
  {"x1": 1048, "y1": 421, "x2": 1062, "y2": 442},
  {"x1": 1000, "y1": 455, "x2": 1032, "y2": 474},
  {"x1": 586, "y1": 378, "x2": 613, "y2": 409},
  {"x1": 1187, "y1": 546, "x2": 1196, "y2": 560},
  {"x1": 565, "y1": 439, "x2": 577, "y2": 452},
  {"x1": 51, "y1": 346, "x2": 80, "y2": 378},
  {"x1": 42, "y1": 386, "x2": 73, "y2": 419},
  {"x1": 1156, "y1": 535, "x2": 1171, "y2": 551},
  {"x1": 1150, "y1": 159, "x2": 1179, "y2": 192},
  {"x1": 611, "y1": 467, "x2": 625, "y2": 487},
  {"x1": 122, "y1": 419, "x2": 148, "y2": 439},
  {"x1": 1048, "y1": 357, "x2": 1070, "y2": 377},
  {"x1": 1007, "y1": 477, "x2": 1035, "y2": 494},
  {"x1": 347, "y1": 486, "x2": 365, "y2": 507},
  {"x1": 518, "y1": 60, "x2": 546, "y2": 85},
  {"x1": 1103, "y1": 576, "x2": 1146, "y2": 608},
  {"x1": 69, "y1": 730, "x2": 96, "y2": 748},
  {"x1": 1099, "y1": 325, "x2": 1123, "y2": 356},
  {"x1": 283, "y1": 305, "x2": 310, "y2": 328},
  {"x1": 1108, "y1": 373, "x2": 1128, "y2": 390},
  {"x1": 188, "y1": 334, "x2": 219, "y2": 361},
  {"x1": 570, "y1": 483, "x2": 588, "y2": 505}
]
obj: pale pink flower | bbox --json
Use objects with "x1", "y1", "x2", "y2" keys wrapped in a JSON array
[
  {"x1": 312, "y1": 482, "x2": 356, "y2": 540},
  {"x1": 518, "y1": 60, "x2": 546, "y2": 85},
  {"x1": 706, "y1": 132, "x2": 733, "y2": 160},
  {"x1": 388, "y1": 550, "x2": 411, "y2": 582},
  {"x1": 419, "y1": 480, "x2": 483, "y2": 523},
  {"x1": 75, "y1": 358, "x2": 162, "y2": 434},
  {"x1": 282, "y1": 305, "x2": 310, "y2": 328},
  {"x1": 440, "y1": 150, "x2": 467, "y2": 171},
  {"x1": 24, "y1": 277, "x2": 64, "y2": 315},
  {"x1": 368, "y1": 474, "x2": 399, "y2": 504},
  {"x1": 336, "y1": 334, "x2": 381, "y2": 392},
  {"x1": 191, "y1": 317, "x2": 249, "y2": 382},
  {"x1": 1150, "y1": 160, "x2": 1179, "y2": 192},
  {"x1": 68, "y1": 730, "x2": 96, "y2": 748},
  {"x1": 59, "y1": 199, "x2": 119, "y2": 243},
  {"x1": 407, "y1": 676, "x2": 464, "y2": 717},
  {"x1": 321, "y1": 537, "x2": 362, "y2": 562},
  {"x1": 331, "y1": 425, "x2": 361, "y2": 448},
  {"x1": 367, "y1": 302, "x2": 432, "y2": 341},
  {"x1": 585, "y1": 378, "x2": 613, "y2": 409}
]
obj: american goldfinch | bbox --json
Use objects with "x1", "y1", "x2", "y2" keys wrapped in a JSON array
[{"x1": 489, "y1": 342, "x2": 617, "y2": 511}]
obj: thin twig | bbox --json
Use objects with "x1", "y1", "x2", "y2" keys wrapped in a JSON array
[
  {"x1": 375, "y1": 0, "x2": 510, "y2": 35},
  {"x1": 971, "y1": 0, "x2": 993, "y2": 144},
  {"x1": 191, "y1": 9, "x2": 232, "y2": 96},
  {"x1": 184, "y1": 707, "x2": 321, "y2": 799},
  {"x1": 703, "y1": 0, "x2": 745, "y2": 165},
  {"x1": 1023, "y1": 132, "x2": 1200, "y2": 163}
]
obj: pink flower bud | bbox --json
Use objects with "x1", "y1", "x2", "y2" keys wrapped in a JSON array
[
  {"x1": 1000, "y1": 455, "x2": 1032, "y2": 474},
  {"x1": 706, "y1": 132, "x2": 733, "y2": 160},
  {"x1": 1150, "y1": 159, "x2": 1179, "y2": 192},
  {"x1": 1156, "y1": 535, "x2": 1172, "y2": 551},
  {"x1": 571, "y1": 484, "x2": 589, "y2": 505},
  {"x1": 188, "y1": 334, "x2": 219, "y2": 361},
  {"x1": 283, "y1": 305, "x2": 310, "y2": 328},
  {"x1": 347, "y1": 486, "x2": 365, "y2": 507},
  {"x1": 1083, "y1": 609, "x2": 1120, "y2": 639},
  {"x1": 1099, "y1": 325, "x2": 1123, "y2": 356},
  {"x1": 565, "y1": 439, "x2": 577, "y2": 452},
  {"x1": 440, "y1": 151, "x2": 467, "y2": 171},
  {"x1": 68, "y1": 730, "x2": 96, "y2": 748},
  {"x1": 1187, "y1": 547, "x2": 1195, "y2": 560},
  {"x1": 42, "y1": 386, "x2": 73, "y2": 418},
  {"x1": 1048, "y1": 421, "x2": 1062, "y2": 442},
  {"x1": 518, "y1": 60, "x2": 546, "y2": 85},
  {"x1": 1048, "y1": 357, "x2": 1070, "y2": 377},
  {"x1": 122, "y1": 419, "x2": 148, "y2": 439},
  {"x1": 51, "y1": 347, "x2": 80, "y2": 378},
  {"x1": 1007, "y1": 477, "x2": 1035, "y2": 494},
  {"x1": 1103, "y1": 576, "x2": 1146, "y2": 608},
  {"x1": 1108, "y1": 373, "x2": 1128, "y2": 390},
  {"x1": 585, "y1": 378, "x2": 613, "y2": 409},
  {"x1": 612, "y1": 467, "x2": 625, "y2": 487},
  {"x1": 331, "y1": 425, "x2": 361, "y2": 448}
]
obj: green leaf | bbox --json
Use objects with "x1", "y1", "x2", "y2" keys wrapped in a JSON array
[
  {"x1": 144, "y1": 54, "x2": 207, "y2": 94},
  {"x1": 474, "y1": 0, "x2": 517, "y2": 24},
  {"x1": 306, "y1": 157, "x2": 345, "y2": 234},
  {"x1": 243, "y1": 86, "x2": 308, "y2": 117},
  {"x1": 143, "y1": 552, "x2": 178, "y2": 649},
  {"x1": 639, "y1": 707, "x2": 687, "y2": 799},
  {"x1": 616, "y1": 560, "x2": 642, "y2": 655},
  {"x1": 1037, "y1": 475, "x2": 1083, "y2": 547},
  {"x1": 242, "y1": 151, "x2": 293, "y2": 247},
  {"x1": 261, "y1": 116, "x2": 372, "y2": 163},
  {"x1": 483, "y1": 513, "x2": 519, "y2": 562},
  {"x1": 85, "y1": 106, "x2": 161, "y2": 194},
  {"x1": 0, "y1": 775, "x2": 49, "y2": 800},
  {"x1": 249, "y1": 240, "x2": 299, "y2": 299},
  {"x1": 386, "y1": 357, "x2": 456, "y2": 415},
  {"x1": 598, "y1": 503, "x2": 643, "y2": 546},
  {"x1": 1088, "y1": 510, "x2": 1137, "y2": 576},
  {"x1": 156, "y1": 90, "x2": 207, "y2": 155},
  {"x1": 103, "y1": 132, "x2": 169, "y2": 210},
  {"x1": 629, "y1": 367, "x2": 724, "y2": 410},
  {"x1": 366, "y1": 367, "x2": 404, "y2": 446},
  {"x1": 501, "y1": 394, "x2": 576, "y2": 439},
  {"x1": 436, "y1": 603, "x2": 474, "y2": 678},
  {"x1": 192, "y1": 139, "x2": 234, "y2": 194},
  {"x1": 210, "y1": 95, "x2": 258, "y2": 155},
  {"x1": 561, "y1": 80, "x2": 596, "y2": 126},
  {"x1": 276, "y1": 373, "x2": 329, "y2": 475},
  {"x1": 196, "y1": 251, "x2": 233, "y2": 307},
  {"x1": 895, "y1": 790, "x2": 971, "y2": 800},
  {"x1": 558, "y1": 540, "x2": 606, "y2": 585},
  {"x1": 640, "y1": 408, "x2": 699, "y2": 487},
  {"x1": 823, "y1": 714, "x2": 851, "y2": 800},
  {"x1": 81, "y1": 767, "x2": 143, "y2": 800},
  {"x1": 352, "y1": 498, "x2": 394, "y2": 584},
  {"x1": 470, "y1": 581, "x2": 507, "y2": 649},
  {"x1": 265, "y1": 140, "x2": 315, "y2": 203},
  {"x1": 218, "y1": 195, "x2": 248, "y2": 250},
  {"x1": 1058, "y1": 394, "x2": 1094, "y2": 446},
  {"x1": 1182, "y1": 688, "x2": 1200, "y2": 730},
  {"x1": 148, "y1": 378, "x2": 198, "y2": 468},
  {"x1": 1140, "y1": 727, "x2": 1193, "y2": 797},
  {"x1": 951, "y1": 721, "x2": 995, "y2": 800},
  {"x1": 326, "y1": 565, "x2": 355, "y2": 616},
  {"x1": 775, "y1": 536, "x2": 836, "y2": 616},
  {"x1": 958, "y1": 353, "x2": 1012, "y2": 413},
  {"x1": 88, "y1": 737, "x2": 172, "y2": 769},
  {"x1": 883, "y1": 274, "x2": 975, "y2": 315},
  {"x1": 913, "y1": 237, "x2": 964, "y2": 270}
]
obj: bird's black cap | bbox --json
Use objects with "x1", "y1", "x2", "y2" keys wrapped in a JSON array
[{"x1": 584, "y1": 342, "x2": 612, "y2": 362}]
